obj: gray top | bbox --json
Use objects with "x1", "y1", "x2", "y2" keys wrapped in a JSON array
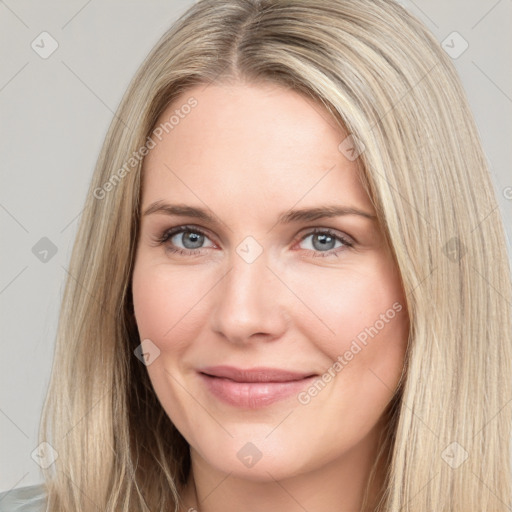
[{"x1": 0, "y1": 485, "x2": 46, "y2": 512}]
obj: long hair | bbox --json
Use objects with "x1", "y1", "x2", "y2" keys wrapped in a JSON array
[{"x1": 40, "y1": 0, "x2": 512, "y2": 510}]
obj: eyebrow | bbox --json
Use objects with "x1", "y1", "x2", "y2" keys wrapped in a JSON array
[{"x1": 143, "y1": 201, "x2": 377, "y2": 223}]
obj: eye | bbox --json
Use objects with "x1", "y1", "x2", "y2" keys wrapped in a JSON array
[
  {"x1": 295, "y1": 228, "x2": 353, "y2": 258},
  {"x1": 154, "y1": 225, "x2": 215, "y2": 256}
]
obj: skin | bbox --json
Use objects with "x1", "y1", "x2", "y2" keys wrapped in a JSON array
[{"x1": 132, "y1": 81, "x2": 409, "y2": 512}]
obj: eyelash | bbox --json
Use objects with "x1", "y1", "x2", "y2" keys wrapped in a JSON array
[{"x1": 152, "y1": 224, "x2": 354, "y2": 258}]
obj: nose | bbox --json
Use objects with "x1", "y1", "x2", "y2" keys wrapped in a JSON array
[{"x1": 209, "y1": 248, "x2": 290, "y2": 345}]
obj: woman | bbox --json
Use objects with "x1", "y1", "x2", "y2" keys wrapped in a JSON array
[{"x1": 2, "y1": 0, "x2": 511, "y2": 510}]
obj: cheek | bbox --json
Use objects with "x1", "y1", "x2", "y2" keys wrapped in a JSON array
[
  {"x1": 132, "y1": 261, "x2": 210, "y2": 350},
  {"x1": 289, "y1": 266, "x2": 408, "y2": 443},
  {"x1": 294, "y1": 261, "x2": 405, "y2": 332},
  {"x1": 131, "y1": 260, "x2": 208, "y2": 435},
  {"x1": 289, "y1": 260, "x2": 408, "y2": 383}
]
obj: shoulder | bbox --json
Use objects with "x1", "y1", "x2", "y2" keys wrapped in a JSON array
[{"x1": 0, "y1": 484, "x2": 47, "y2": 512}]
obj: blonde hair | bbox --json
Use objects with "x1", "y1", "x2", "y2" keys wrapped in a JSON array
[{"x1": 40, "y1": 0, "x2": 512, "y2": 510}]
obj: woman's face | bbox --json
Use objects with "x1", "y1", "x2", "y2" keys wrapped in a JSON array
[{"x1": 132, "y1": 82, "x2": 409, "y2": 483}]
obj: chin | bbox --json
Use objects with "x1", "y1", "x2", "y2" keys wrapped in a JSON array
[{"x1": 191, "y1": 430, "x2": 316, "y2": 482}]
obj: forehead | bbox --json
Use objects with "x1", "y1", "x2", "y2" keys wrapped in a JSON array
[{"x1": 141, "y1": 82, "x2": 373, "y2": 216}]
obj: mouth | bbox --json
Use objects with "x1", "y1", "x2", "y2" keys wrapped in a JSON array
[{"x1": 197, "y1": 365, "x2": 318, "y2": 408}]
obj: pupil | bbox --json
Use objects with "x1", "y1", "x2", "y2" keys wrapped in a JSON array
[
  {"x1": 313, "y1": 233, "x2": 334, "y2": 251},
  {"x1": 184, "y1": 231, "x2": 204, "y2": 249}
]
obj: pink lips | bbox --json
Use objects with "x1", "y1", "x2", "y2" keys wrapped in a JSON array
[{"x1": 198, "y1": 365, "x2": 317, "y2": 408}]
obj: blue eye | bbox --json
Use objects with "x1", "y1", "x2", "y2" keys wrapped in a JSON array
[
  {"x1": 297, "y1": 229, "x2": 353, "y2": 257},
  {"x1": 154, "y1": 225, "x2": 353, "y2": 258},
  {"x1": 155, "y1": 226, "x2": 214, "y2": 256}
]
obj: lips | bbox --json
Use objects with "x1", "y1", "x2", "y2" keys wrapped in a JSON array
[
  {"x1": 197, "y1": 365, "x2": 317, "y2": 408},
  {"x1": 199, "y1": 365, "x2": 316, "y2": 382}
]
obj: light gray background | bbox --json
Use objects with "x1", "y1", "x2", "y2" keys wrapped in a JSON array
[{"x1": 1, "y1": 0, "x2": 511, "y2": 492}]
